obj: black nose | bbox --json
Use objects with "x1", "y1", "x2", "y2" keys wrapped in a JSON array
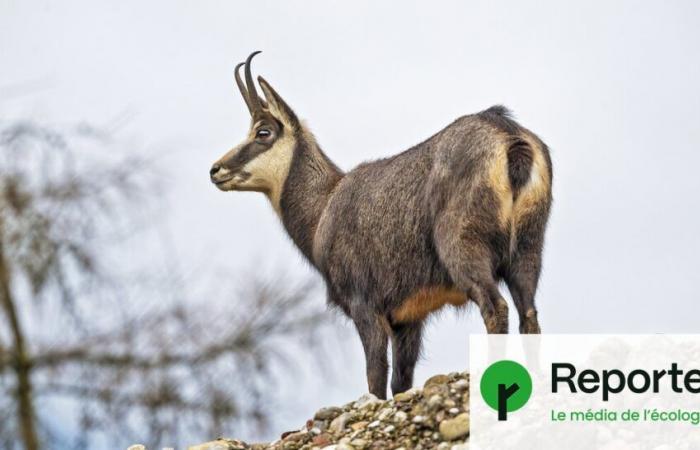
[{"x1": 210, "y1": 164, "x2": 221, "y2": 177}]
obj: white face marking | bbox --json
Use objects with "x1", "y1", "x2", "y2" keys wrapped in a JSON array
[
  {"x1": 213, "y1": 86, "x2": 300, "y2": 217},
  {"x1": 213, "y1": 169, "x2": 249, "y2": 192},
  {"x1": 235, "y1": 131, "x2": 296, "y2": 216}
]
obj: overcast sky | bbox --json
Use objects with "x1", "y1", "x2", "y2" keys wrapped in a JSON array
[{"x1": 3, "y1": 0, "x2": 700, "y2": 444}]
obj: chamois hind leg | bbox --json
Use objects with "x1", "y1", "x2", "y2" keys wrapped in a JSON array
[
  {"x1": 505, "y1": 209, "x2": 547, "y2": 334},
  {"x1": 505, "y1": 248, "x2": 542, "y2": 334},
  {"x1": 434, "y1": 220, "x2": 509, "y2": 334},
  {"x1": 350, "y1": 299, "x2": 389, "y2": 399},
  {"x1": 389, "y1": 321, "x2": 423, "y2": 396}
]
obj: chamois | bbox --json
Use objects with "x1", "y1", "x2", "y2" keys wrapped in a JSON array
[{"x1": 210, "y1": 52, "x2": 552, "y2": 399}]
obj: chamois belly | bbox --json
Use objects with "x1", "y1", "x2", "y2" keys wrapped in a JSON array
[{"x1": 391, "y1": 286, "x2": 468, "y2": 323}]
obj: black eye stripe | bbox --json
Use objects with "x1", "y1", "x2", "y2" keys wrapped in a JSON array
[{"x1": 224, "y1": 141, "x2": 269, "y2": 172}]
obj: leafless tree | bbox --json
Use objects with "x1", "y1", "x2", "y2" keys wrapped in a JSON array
[{"x1": 0, "y1": 120, "x2": 331, "y2": 450}]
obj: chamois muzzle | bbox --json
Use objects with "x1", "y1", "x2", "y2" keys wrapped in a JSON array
[
  {"x1": 209, "y1": 162, "x2": 230, "y2": 185},
  {"x1": 209, "y1": 159, "x2": 237, "y2": 188}
]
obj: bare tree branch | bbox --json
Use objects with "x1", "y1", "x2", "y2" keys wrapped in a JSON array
[
  {"x1": 0, "y1": 119, "x2": 335, "y2": 450},
  {"x1": 0, "y1": 229, "x2": 38, "y2": 450}
]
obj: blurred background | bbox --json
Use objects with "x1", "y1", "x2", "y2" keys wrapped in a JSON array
[{"x1": 2, "y1": 1, "x2": 700, "y2": 449}]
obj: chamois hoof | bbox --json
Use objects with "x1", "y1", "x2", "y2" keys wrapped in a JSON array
[
  {"x1": 520, "y1": 309, "x2": 541, "y2": 334},
  {"x1": 485, "y1": 312, "x2": 508, "y2": 334}
]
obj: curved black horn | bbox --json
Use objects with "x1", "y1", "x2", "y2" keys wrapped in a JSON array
[
  {"x1": 244, "y1": 51, "x2": 263, "y2": 115},
  {"x1": 234, "y1": 62, "x2": 254, "y2": 114}
]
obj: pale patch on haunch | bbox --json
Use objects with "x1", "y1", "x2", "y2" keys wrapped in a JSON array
[
  {"x1": 487, "y1": 143, "x2": 513, "y2": 229},
  {"x1": 488, "y1": 138, "x2": 551, "y2": 218},
  {"x1": 486, "y1": 132, "x2": 551, "y2": 256},
  {"x1": 511, "y1": 134, "x2": 551, "y2": 227},
  {"x1": 237, "y1": 131, "x2": 296, "y2": 216}
]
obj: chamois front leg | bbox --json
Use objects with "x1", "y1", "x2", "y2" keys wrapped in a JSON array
[
  {"x1": 390, "y1": 321, "x2": 424, "y2": 396},
  {"x1": 350, "y1": 300, "x2": 389, "y2": 399}
]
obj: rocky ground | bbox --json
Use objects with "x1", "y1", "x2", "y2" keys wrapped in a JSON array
[{"x1": 182, "y1": 371, "x2": 470, "y2": 450}]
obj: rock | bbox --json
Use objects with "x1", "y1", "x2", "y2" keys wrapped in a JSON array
[
  {"x1": 349, "y1": 438, "x2": 368, "y2": 449},
  {"x1": 393, "y1": 411, "x2": 408, "y2": 423},
  {"x1": 282, "y1": 431, "x2": 306, "y2": 442},
  {"x1": 439, "y1": 413, "x2": 470, "y2": 441},
  {"x1": 393, "y1": 388, "x2": 419, "y2": 403},
  {"x1": 162, "y1": 372, "x2": 470, "y2": 450},
  {"x1": 315, "y1": 406, "x2": 343, "y2": 420},
  {"x1": 435, "y1": 410, "x2": 447, "y2": 422},
  {"x1": 451, "y1": 379, "x2": 469, "y2": 391},
  {"x1": 424, "y1": 374, "x2": 450, "y2": 387},
  {"x1": 312, "y1": 433, "x2": 332, "y2": 446},
  {"x1": 369, "y1": 440, "x2": 387, "y2": 450},
  {"x1": 187, "y1": 439, "x2": 248, "y2": 450},
  {"x1": 350, "y1": 421, "x2": 368, "y2": 431},
  {"x1": 313, "y1": 419, "x2": 328, "y2": 432},
  {"x1": 329, "y1": 412, "x2": 352, "y2": 432},
  {"x1": 354, "y1": 393, "x2": 381, "y2": 410},
  {"x1": 376, "y1": 407, "x2": 393, "y2": 421},
  {"x1": 322, "y1": 446, "x2": 355, "y2": 450},
  {"x1": 427, "y1": 394, "x2": 443, "y2": 410},
  {"x1": 423, "y1": 384, "x2": 448, "y2": 399}
]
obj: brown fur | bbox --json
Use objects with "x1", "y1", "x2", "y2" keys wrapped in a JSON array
[
  {"x1": 391, "y1": 287, "x2": 468, "y2": 323},
  {"x1": 211, "y1": 57, "x2": 552, "y2": 400}
]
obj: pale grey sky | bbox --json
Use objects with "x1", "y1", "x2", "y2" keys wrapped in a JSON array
[{"x1": 3, "y1": 0, "x2": 700, "y2": 444}]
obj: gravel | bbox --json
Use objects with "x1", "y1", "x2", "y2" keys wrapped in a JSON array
[{"x1": 135, "y1": 372, "x2": 470, "y2": 450}]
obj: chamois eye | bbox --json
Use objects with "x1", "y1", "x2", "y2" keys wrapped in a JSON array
[{"x1": 256, "y1": 129, "x2": 271, "y2": 139}]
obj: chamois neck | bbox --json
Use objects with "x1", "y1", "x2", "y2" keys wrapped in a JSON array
[{"x1": 279, "y1": 130, "x2": 343, "y2": 264}]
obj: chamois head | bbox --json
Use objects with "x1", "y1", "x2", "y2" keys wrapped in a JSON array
[{"x1": 210, "y1": 51, "x2": 300, "y2": 209}]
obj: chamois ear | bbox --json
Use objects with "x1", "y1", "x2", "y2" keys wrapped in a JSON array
[{"x1": 258, "y1": 76, "x2": 299, "y2": 128}]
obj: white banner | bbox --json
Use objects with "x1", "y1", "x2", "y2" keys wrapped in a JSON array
[{"x1": 469, "y1": 335, "x2": 700, "y2": 450}]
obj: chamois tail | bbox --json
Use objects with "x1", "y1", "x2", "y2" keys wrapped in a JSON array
[{"x1": 507, "y1": 138, "x2": 533, "y2": 199}]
